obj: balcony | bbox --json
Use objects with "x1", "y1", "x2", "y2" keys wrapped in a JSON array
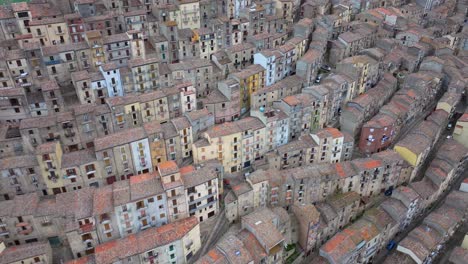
[
  {"x1": 120, "y1": 212, "x2": 132, "y2": 220},
  {"x1": 47, "y1": 175, "x2": 58, "y2": 182},
  {"x1": 111, "y1": 45, "x2": 130, "y2": 51},
  {"x1": 65, "y1": 132, "x2": 76, "y2": 138},
  {"x1": 45, "y1": 59, "x2": 63, "y2": 66},
  {"x1": 143, "y1": 254, "x2": 159, "y2": 262},
  {"x1": 189, "y1": 198, "x2": 218, "y2": 214},
  {"x1": 185, "y1": 239, "x2": 193, "y2": 250},
  {"x1": 79, "y1": 223, "x2": 94, "y2": 233},
  {"x1": 84, "y1": 241, "x2": 94, "y2": 250},
  {"x1": 188, "y1": 192, "x2": 217, "y2": 206},
  {"x1": 16, "y1": 221, "x2": 29, "y2": 228},
  {"x1": 18, "y1": 227, "x2": 33, "y2": 235},
  {"x1": 0, "y1": 230, "x2": 9, "y2": 237},
  {"x1": 100, "y1": 214, "x2": 111, "y2": 225},
  {"x1": 137, "y1": 213, "x2": 149, "y2": 221}
]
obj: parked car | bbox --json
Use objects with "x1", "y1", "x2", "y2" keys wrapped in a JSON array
[
  {"x1": 315, "y1": 74, "x2": 323, "y2": 83},
  {"x1": 321, "y1": 64, "x2": 332, "y2": 71}
]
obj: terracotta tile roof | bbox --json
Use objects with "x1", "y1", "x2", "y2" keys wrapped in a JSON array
[
  {"x1": 230, "y1": 64, "x2": 265, "y2": 80},
  {"x1": 344, "y1": 218, "x2": 380, "y2": 245},
  {"x1": 232, "y1": 182, "x2": 253, "y2": 196},
  {"x1": 103, "y1": 33, "x2": 130, "y2": 44},
  {"x1": 292, "y1": 204, "x2": 320, "y2": 224},
  {"x1": 398, "y1": 225, "x2": 441, "y2": 262},
  {"x1": 11, "y1": 2, "x2": 29, "y2": 12},
  {"x1": 0, "y1": 87, "x2": 23, "y2": 97},
  {"x1": 181, "y1": 164, "x2": 218, "y2": 188},
  {"x1": 36, "y1": 142, "x2": 57, "y2": 154},
  {"x1": 0, "y1": 6, "x2": 14, "y2": 19},
  {"x1": 0, "y1": 241, "x2": 51, "y2": 264},
  {"x1": 205, "y1": 121, "x2": 239, "y2": 138},
  {"x1": 321, "y1": 232, "x2": 357, "y2": 263},
  {"x1": 236, "y1": 229, "x2": 268, "y2": 263},
  {"x1": 363, "y1": 207, "x2": 395, "y2": 231},
  {"x1": 435, "y1": 139, "x2": 468, "y2": 166},
  {"x1": 65, "y1": 255, "x2": 96, "y2": 264},
  {"x1": 449, "y1": 247, "x2": 468, "y2": 264},
  {"x1": 157, "y1": 161, "x2": 179, "y2": 176},
  {"x1": 56, "y1": 187, "x2": 95, "y2": 219},
  {"x1": 314, "y1": 127, "x2": 344, "y2": 139},
  {"x1": 185, "y1": 108, "x2": 212, "y2": 122},
  {"x1": 35, "y1": 197, "x2": 57, "y2": 217},
  {"x1": 29, "y1": 16, "x2": 65, "y2": 26},
  {"x1": 335, "y1": 162, "x2": 357, "y2": 178},
  {"x1": 409, "y1": 177, "x2": 437, "y2": 200},
  {"x1": 327, "y1": 191, "x2": 360, "y2": 210},
  {"x1": 196, "y1": 248, "x2": 229, "y2": 264},
  {"x1": 28, "y1": 3, "x2": 62, "y2": 19},
  {"x1": 93, "y1": 185, "x2": 113, "y2": 216},
  {"x1": 215, "y1": 234, "x2": 254, "y2": 264},
  {"x1": 458, "y1": 113, "x2": 468, "y2": 122},
  {"x1": 0, "y1": 155, "x2": 37, "y2": 169},
  {"x1": 61, "y1": 149, "x2": 96, "y2": 168},
  {"x1": 423, "y1": 206, "x2": 463, "y2": 235},
  {"x1": 94, "y1": 217, "x2": 198, "y2": 264},
  {"x1": 352, "y1": 158, "x2": 382, "y2": 170},
  {"x1": 315, "y1": 202, "x2": 338, "y2": 223},
  {"x1": 94, "y1": 127, "x2": 146, "y2": 151},
  {"x1": 444, "y1": 191, "x2": 468, "y2": 212},
  {"x1": 129, "y1": 172, "x2": 164, "y2": 202},
  {"x1": 171, "y1": 116, "x2": 191, "y2": 131},
  {"x1": 112, "y1": 180, "x2": 130, "y2": 206},
  {"x1": 393, "y1": 186, "x2": 420, "y2": 204}
]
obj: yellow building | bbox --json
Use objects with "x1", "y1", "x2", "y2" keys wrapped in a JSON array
[
  {"x1": 144, "y1": 120, "x2": 168, "y2": 168},
  {"x1": 85, "y1": 30, "x2": 106, "y2": 69},
  {"x1": 436, "y1": 92, "x2": 460, "y2": 117},
  {"x1": 193, "y1": 121, "x2": 243, "y2": 173},
  {"x1": 394, "y1": 133, "x2": 431, "y2": 167},
  {"x1": 230, "y1": 64, "x2": 266, "y2": 114},
  {"x1": 36, "y1": 141, "x2": 64, "y2": 195},
  {"x1": 462, "y1": 234, "x2": 468, "y2": 249},
  {"x1": 29, "y1": 17, "x2": 70, "y2": 46},
  {"x1": 454, "y1": 114, "x2": 468, "y2": 148},
  {"x1": 193, "y1": 117, "x2": 266, "y2": 173}
]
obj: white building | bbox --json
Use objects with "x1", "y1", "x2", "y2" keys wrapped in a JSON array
[
  {"x1": 99, "y1": 63, "x2": 124, "y2": 97},
  {"x1": 178, "y1": 83, "x2": 197, "y2": 113},
  {"x1": 254, "y1": 50, "x2": 279, "y2": 86},
  {"x1": 130, "y1": 138, "x2": 153, "y2": 174}
]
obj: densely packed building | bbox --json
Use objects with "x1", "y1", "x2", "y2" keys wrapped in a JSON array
[{"x1": 0, "y1": 0, "x2": 467, "y2": 263}]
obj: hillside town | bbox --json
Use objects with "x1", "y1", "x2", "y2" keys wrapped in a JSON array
[{"x1": 0, "y1": 0, "x2": 467, "y2": 263}]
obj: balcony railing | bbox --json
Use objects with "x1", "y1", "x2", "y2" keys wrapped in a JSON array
[{"x1": 45, "y1": 59, "x2": 63, "y2": 66}]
